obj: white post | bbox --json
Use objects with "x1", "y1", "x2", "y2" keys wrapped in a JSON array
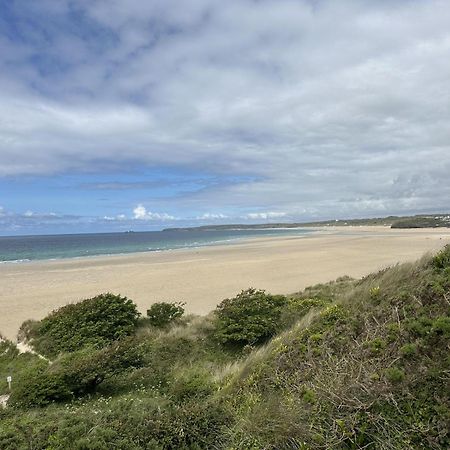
[{"x1": 6, "y1": 376, "x2": 11, "y2": 390}]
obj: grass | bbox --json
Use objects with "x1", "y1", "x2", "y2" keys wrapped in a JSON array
[{"x1": 0, "y1": 245, "x2": 449, "y2": 449}]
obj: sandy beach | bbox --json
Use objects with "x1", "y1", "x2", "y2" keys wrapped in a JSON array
[{"x1": 1, "y1": 226, "x2": 449, "y2": 341}]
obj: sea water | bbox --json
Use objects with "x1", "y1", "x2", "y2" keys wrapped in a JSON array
[{"x1": 0, "y1": 228, "x2": 313, "y2": 263}]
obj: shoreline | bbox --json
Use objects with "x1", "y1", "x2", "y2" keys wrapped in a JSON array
[
  {"x1": 0, "y1": 228, "x2": 317, "y2": 265},
  {"x1": 1, "y1": 226, "x2": 450, "y2": 341},
  {"x1": 1, "y1": 225, "x2": 446, "y2": 265}
]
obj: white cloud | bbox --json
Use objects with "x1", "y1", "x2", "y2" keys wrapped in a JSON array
[
  {"x1": 1, "y1": 1, "x2": 450, "y2": 218},
  {"x1": 133, "y1": 205, "x2": 147, "y2": 220},
  {"x1": 196, "y1": 213, "x2": 228, "y2": 220},
  {"x1": 133, "y1": 204, "x2": 175, "y2": 221},
  {"x1": 103, "y1": 214, "x2": 127, "y2": 221},
  {"x1": 244, "y1": 212, "x2": 287, "y2": 220}
]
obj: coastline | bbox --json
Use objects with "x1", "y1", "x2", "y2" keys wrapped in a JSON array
[
  {"x1": 0, "y1": 227, "x2": 316, "y2": 264},
  {"x1": 1, "y1": 226, "x2": 450, "y2": 341}
]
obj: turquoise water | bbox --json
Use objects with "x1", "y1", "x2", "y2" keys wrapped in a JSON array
[{"x1": 0, "y1": 228, "x2": 313, "y2": 263}]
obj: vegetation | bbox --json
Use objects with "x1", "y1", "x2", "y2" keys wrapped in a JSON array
[
  {"x1": 164, "y1": 213, "x2": 450, "y2": 230},
  {"x1": 1, "y1": 246, "x2": 449, "y2": 449},
  {"x1": 9, "y1": 338, "x2": 144, "y2": 408},
  {"x1": 0, "y1": 339, "x2": 37, "y2": 396},
  {"x1": 214, "y1": 288, "x2": 287, "y2": 346},
  {"x1": 20, "y1": 293, "x2": 140, "y2": 357},
  {"x1": 146, "y1": 301, "x2": 185, "y2": 328},
  {"x1": 391, "y1": 215, "x2": 450, "y2": 228}
]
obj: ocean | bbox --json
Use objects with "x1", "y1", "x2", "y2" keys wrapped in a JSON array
[{"x1": 0, "y1": 228, "x2": 313, "y2": 263}]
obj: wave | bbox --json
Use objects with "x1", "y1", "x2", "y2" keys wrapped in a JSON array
[{"x1": 0, "y1": 258, "x2": 32, "y2": 264}]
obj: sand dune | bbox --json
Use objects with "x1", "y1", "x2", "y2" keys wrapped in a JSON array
[{"x1": 1, "y1": 226, "x2": 449, "y2": 341}]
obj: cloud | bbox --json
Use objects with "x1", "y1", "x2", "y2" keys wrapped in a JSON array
[
  {"x1": 196, "y1": 213, "x2": 228, "y2": 220},
  {"x1": 244, "y1": 212, "x2": 287, "y2": 220},
  {"x1": 20, "y1": 210, "x2": 65, "y2": 220},
  {"x1": 0, "y1": 205, "x2": 87, "y2": 234},
  {"x1": 103, "y1": 214, "x2": 127, "y2": 221},
  {"x1": 1, "y1": 1, "x2": 450, "y2": 220},
  {"x1": 133, "y1": 204, "x2": 175, "y2": 221}
]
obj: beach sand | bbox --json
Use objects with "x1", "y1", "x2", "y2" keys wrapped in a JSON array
[{"x1": 1, "y1": 226, "x2": 450, "y2": 341}]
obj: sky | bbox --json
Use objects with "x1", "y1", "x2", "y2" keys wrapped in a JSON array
[{"x1": 1, "y1": 0, "x2": 449, "y2": 235}]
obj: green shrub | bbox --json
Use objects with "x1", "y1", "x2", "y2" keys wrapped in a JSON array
[
  {"x1": 407, "y1": 316, "x2": 450, "y2": 340},
  {"x1": 400, "y1": 343, "x2": 417, "y2": 358},
  {"x1": 432, "y1": 245, "x2": 450, "y2": 270},
  {"x1": 280, "y1": 297, "x2": 330, "y2": 329},
  {"x1": 432, "y1": 316, "x2": 450, "y2": 337},
  {"x1": 385, "y1": 366, "x2": 405, "y2": 383},
  {"x1": 0, "y1": 339, "x2": 42, "y2": 395},
  {"x1": 146, "y1": 302, "x2": 185, "y2": 328},
  {"x1": 302, "y1": 388, "x2": 316, "y2": 404},
  {"x1": 8, "y1": 364, "x2": 71, "y2": 407},
  {"x1": 214, "y1": 289, "x2": 287, "y2": 346},
  {"x1": 10, "y1": 339, "x2": 144, "y2": 407},
  {"x1": 367, "y1": 337, "x2": 386, "y2": 355},
  {"x1": 31, "y1": 293, "x2": 140, "y2": 357}
]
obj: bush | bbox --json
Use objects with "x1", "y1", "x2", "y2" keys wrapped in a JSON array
[
  {"x1": 146, "y1": 302, "x2": 185, "y2": 328},
  {"x1": 432, "y1": 245, "x2": 450, "y2": 270},
  {"x1": 0, "y1": 339, "x2": 41, "y2": 395},
  {"x1": 214, "y1": 288, "x2": 287, "y2": 346},
  {"x1": 279, "y1": 297, "x2": 330, "y2": 329},
  {"x1": 31, "y1": 293, "x2": 140, "y2": 357},
  {"x1": 385, "y1": 366, "x2": 405, "y2": 383},
  {"x1": 400, "y1": 343, "x2": 417, "y2": 358},
  {"x1": 9, "y1": 338, "x2": 144, "y2": 407}
]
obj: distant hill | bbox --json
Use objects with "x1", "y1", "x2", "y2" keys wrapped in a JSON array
[{"x1": 164, "y1": 213, "x2": 450, "y2": 231}]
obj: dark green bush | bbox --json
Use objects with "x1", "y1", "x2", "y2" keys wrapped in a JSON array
[
  {"x1": 0, "y1": 339, "x2": 42, "y2": 396},
  {"x1": 0, "y1": 394, "x2": 231, "y2": 449},
  {"x1": 400, "y1": 343, "x2": 417, "y2": 358},
  {"x1": 146, "y1": 302, "x2": 185, "y2": 328},
  {"x1": 214, "y1": 288, "x2": 287, "y2": 346},
  {"x1": 31, "y1": 293, "x2": 140, "y2": 357},
  {"x1": 367, "y1": 337, "x2": 387, "y2": 355},
  {"x1": 9, "y1": 338, "x2": 144, "y2": 407},
  {"x1": 385, "y1": 366, "x2": 405, "y2": 383},
  {"x1": 432, "y1": 245, "x2": 450, "y2": 270}
]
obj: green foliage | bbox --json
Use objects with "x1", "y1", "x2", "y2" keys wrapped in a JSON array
[
  {"x1": 302, "y1": 388, "x2": 316, "y2": 404},
  {"x1": 391, "y1": 216, "x2": 450, "y2": 229},
  {"x1": 367, "y1": 337, "x2": 386, "y2": 355},
  {"x1": 400, "y1": 343, "x2": 417, "y2": 358},
  {"x1": 220, "y1": 250, "x2": 450, "y2": 449},
  {"x1": 30, "y1": 293, "x2": 140, "y2": 357},
  {"x1": 0, "y1": 395, "x2": 231, "y2": 449},
  {"x1": 432, "y1": 245, "x2": 450, "y2": 270},
  {"x1": 171, "y1": 367, "x2": 216, "y2": 402},
  {"x1": 9, "y1": 338, "x2": 143, "y2": 407},
  {"x1": 214, "y1": 288, "x2": 287, "y2": 346},
  {"x1": 385, "y1": 366, "x2": 405, "y2": 383},
  {"x1": 280, "y1": 297, "x2": 331, "y2": 329},
  {"x1": 146, "y1": 301, "x2": 185, "y2": 328},
  {"x1": 406, "y1": 315, "x2": 450, "y2": 340},
  {"x1": 0, "y1": 339, "x2": 42, "y2": 396},
  {"x1": 2, "y1": 247, "x2": 450, "y2": 449},
  {"x1": 369, "y1": 285, "x2": 381, "y2": 301}
]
